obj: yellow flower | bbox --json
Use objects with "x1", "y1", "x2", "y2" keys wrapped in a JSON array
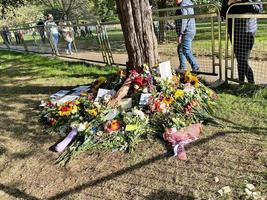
[
  {"x1": 86, "y1": 108, "x2": 98, "y2": 117},
  {"x1": 183, "y1": 70, "x2": 192, "y2": 83},
  {"x1": 71, "y1": 105, "x2": 78, "y2": 114},
  {"x1": 96, "y1": 77, "x2": 106, "y2": 87},
  {"x1": 174, "y1": 89, "x2": 185, "y2": 99},
  {"x1": 172, "y1": 75, "x2": 180, "y2": 83},
  {"x1": 75, "y1": 100, "x2": 80, "y2": 105},
  {"x1": 163, "y1": 96, "x2": 174, "y2": 105},
  {"x1": 190, "y1": 75, "x2": 199, "y2": 88}
]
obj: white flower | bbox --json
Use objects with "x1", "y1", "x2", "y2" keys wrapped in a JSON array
[
  {"x1": 70, "y1": 121, "x2": 79, "y2": 129},
  {"x1": 132, "y1": 108, "x2": 145, "y2": 120},
  {"x1": 77, "y1": 122, "x2": 88, "y2": 132},
  {"x1": 184, "y1": 83, "x2": 195, "y2": 94},
  {"x1": 93, "y1": 101, "x2": 101, "y2": 109}
]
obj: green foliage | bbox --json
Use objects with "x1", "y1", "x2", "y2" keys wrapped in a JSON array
[
  {"x1": 3, "y1": 3, "x2": 43, "y2": 26},
  {"x1": 90, "y1": 0, "x2": 117, "y2": 22}
]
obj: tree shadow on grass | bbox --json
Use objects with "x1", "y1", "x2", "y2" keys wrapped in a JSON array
[
  {"x1": 46, "y1": 131, "x2": 229, "y2": 200},
  {"x1": 0, "y1": 183, "x2": 39, "y2": 200},
  {"x1": 146, "y1": 190, "x2": 194, "y2": 200}
]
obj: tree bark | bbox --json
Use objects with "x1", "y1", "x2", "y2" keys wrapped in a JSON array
[
  {"x1": 115, "y1": 0, "x2": 158, "y2": 70},
  {"x1": 109, "y1": 0, "x2": 159, "y2": 107}
]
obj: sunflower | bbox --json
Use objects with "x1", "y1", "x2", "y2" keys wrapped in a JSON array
[
  {"x1": 174, "y1": 89, "x2": 185, "y2": 99},
  {"x1": 163, "y1": 96, "x2": 174, "y2": 105},
  {"x1": 184, "y1": 70, "x2": 192, "y2": 83},
  {"x1": 190, "y1": 75, "x2": 199, "y2": 88}
]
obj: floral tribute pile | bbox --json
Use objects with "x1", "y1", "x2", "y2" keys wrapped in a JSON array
[{"x1": 40, "y1": 64, "x2": 218, "y2": 165}]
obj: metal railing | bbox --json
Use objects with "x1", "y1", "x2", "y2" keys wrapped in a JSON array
[
  {"x1": 153, "y1": 3, "x2": 222, "y2": 79},
  {"x1": 225, "y1": 2, "x2": 267, "y2": 85},
  {"x1": 1, "y1": 3, "x2": 267, "y2": 85}
]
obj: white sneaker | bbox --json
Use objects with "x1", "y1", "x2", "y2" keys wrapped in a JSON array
[
  {"x1": 66, "y1": 49, "x2": 70, "y2": 55},
  {"x1": 70, "y1": 51, "x2": 74, "y2": 55}
]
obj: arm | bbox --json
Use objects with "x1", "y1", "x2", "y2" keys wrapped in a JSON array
[
  {"x1": 180, "y1": 7, "x2": 189, "y2": 36},
  {"x1": 228, "y1": 0, "x2": 263, "y2": 14}
]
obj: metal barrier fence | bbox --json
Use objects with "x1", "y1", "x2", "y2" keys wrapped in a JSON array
[
  {"x1": 1, "y1": 3, "x2": 267, "y2": 85},
  {"x1": 153, "y1": 4, "x2": 222, "y2": 79},
  {"x1": 225, "y1": 2, "x2": 267, "y2": 85}
]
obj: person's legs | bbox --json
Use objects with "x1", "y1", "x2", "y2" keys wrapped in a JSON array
[
  {"x1": 181, "y1": 35, "x2": 199, "y2": 71},
  {"x1": 52, "y1": 32, "x2": 59, "y2": 54},
  {"x1": 67, "y1": 41, "x2": 72, "y2": 54},
  {"x1": 234, "y1": 33, "x2": 255, "y2": 83},
  {"x1": 177, "y1": 44, "x2": 187, "y2": 70}
]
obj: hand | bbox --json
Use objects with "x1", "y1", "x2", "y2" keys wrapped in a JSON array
[{"x1": 177, "y1": 35, "x2": 182, "y2": 44}]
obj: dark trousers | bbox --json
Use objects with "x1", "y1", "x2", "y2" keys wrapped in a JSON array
[{"x1": 230, "y1": 32, "x2": 255, "y2": 83}]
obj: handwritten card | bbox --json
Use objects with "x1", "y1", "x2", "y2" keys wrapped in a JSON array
[
  {"x1": 139, "y1": 93, "x2": 152, "y2": 105},
  {"x1": 95, "y1": 88, "x2": 116, "y2": 102},
  {"x1": 159, "y1": 61, "x2": 173, "y2": 79}
]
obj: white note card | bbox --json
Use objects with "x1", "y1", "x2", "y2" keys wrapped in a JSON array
[
  {"x1": 159, "y1": 61, "x2": 173, "y2": 79},
  {"x1": 95, "y1": 88, "x2": 116, "y2": 102},
  {"x1": 53, "y1": 95, "x2": 79, "y2": 105},
  {"x1": 139, "y1": 93, "x2": 152, "y2": 105},
  {"x1": 50, "y1": 90, "x2": 70, "y2": 99}
]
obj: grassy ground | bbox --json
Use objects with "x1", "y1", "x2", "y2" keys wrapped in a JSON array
[{"x1": 0, "y1": 50, "x2": 266, "y2": 200}]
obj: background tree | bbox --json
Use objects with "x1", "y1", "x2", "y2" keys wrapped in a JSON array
[
  {"x1": 38, "y1": 0, "x2": 91, "y2": 20},
  {"x1": 89, "y1": 0, "x2": 117, "y2": 22},
  {"x1": 0, "y1": 0, "x2": 26, "y2": 19}
]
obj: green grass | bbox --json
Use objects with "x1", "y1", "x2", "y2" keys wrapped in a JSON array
[{"x1": 0, "y1": 51, "x2": 266, "y2": 200}]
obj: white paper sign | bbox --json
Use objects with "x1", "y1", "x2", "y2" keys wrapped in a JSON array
[
  {"x1": 50, "y1": 90, "x2": 70, "y2": 99},
  {"x1": 139, "y1": 93, "x2": 152, "y2": 105},
  {"x1": 119, "y1": 98, "x2": 132, "y2": 110},
  {"x1": 159, "y1": 61, "x2": 173, "y2": 79},
  {"x1": 104, "y1": 109, "x2": 118, "y2": 121},
  {"x1": 95, "y1": 88, "x2": 116, "y2": 102},
  {"x1": 53, "y1": 95, "x2": 79, "y2": 105},
  {"x1": 73, "y1": 85, "x2": 90, "y2": 91}
]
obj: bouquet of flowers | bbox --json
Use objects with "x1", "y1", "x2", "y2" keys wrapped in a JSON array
[{"x1": 40, "y1": 64, "x2": 218, "y2": 165}]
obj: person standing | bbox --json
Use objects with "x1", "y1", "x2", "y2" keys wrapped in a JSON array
[
  {"x1": 61, "y1": 21, "x2": 74, "y2": 55},
  {"x1": 221, "y1": 0, "x2": 263, "y2": 84},
  {"x1": 45, "y1": 14, "x2": 59, "y2": 54},
  {"x1": 37, "y1": 18, "x2": 46, "y2": 43},
  {"x1": 175, "y1": 0, "x2": 199, "y2": 72}
]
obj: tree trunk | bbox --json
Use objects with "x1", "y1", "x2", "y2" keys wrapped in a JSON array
[
  {"x1": 108, "y1": 0, "x2": 159, "y2": 107},
  {"x1": 115, "y1": 0, "x2": 158, "y2": 70}
]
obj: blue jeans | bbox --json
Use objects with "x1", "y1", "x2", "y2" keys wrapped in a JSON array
[
  {"x1": 177, "y1": 35, "x2": 198, "y2": 71},
  {"x1": 52, "y1": 33, "x2": 59, "y2": 46},
  {"x1": 67, "y1": 41, "x2": 72, "y2": 52}
]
